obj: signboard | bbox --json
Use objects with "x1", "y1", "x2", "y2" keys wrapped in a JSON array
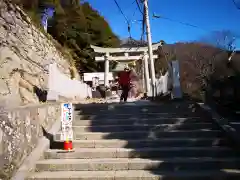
[
  {"x1": 60, "y1": 103, "x2": 73, "y2": 141},
  {"x1": 83, "y1": 72, "x2": 113, "y2": 82}
]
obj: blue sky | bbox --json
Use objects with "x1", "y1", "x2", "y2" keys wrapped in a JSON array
[{"x1": 84, "y1": 0, "x2": 240, "y2": 48}]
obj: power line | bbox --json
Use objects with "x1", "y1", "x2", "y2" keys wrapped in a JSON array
[
  {"x1": 136, "y1": 0, "x2": 145, "y2": 39},
  {"x1": 113, "y1": 0, "x2": 129, "y2": 23},
  {"x1": 232, "y1": 0, "x2": 240, "y2": 9},
  {"x1": 152, "y1": 13, "x2": 240, "y2": 44},
  {"x1": 113, "y1": 0, "x2": 147, "y2": 51},
  {"x1": 135, "y1": 0, "x2": 144, "y2": 15},
  {"x1": 113, "y1": 0, "x2": 132, "y2": 38},
  {"x1": 153, "y1": 14, "x2": 212, "y2": 33},
  {"x1": 130, "y1": 7, "x2": 138, "y2": 20},
  {"x1": 129, "y1": 0, "x2": 140, "y2": 21},
  {"x1": 141, "y1": 10, "x2": 146, "y2": 42},
  {"x1": 133, "y1": 0, "x2": 145, "y2": 47}
]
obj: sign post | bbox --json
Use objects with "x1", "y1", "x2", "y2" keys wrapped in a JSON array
[{"x1": 60, "y1": 103, "x2": 74, "y2": 151}]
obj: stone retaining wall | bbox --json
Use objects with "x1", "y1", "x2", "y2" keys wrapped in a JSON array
[
  {"x1": 0, "y1": 102, "x2": 61, "y2": 179},
  {"x1": 0, "y1": 0, "x2": 74, "y2": 105}
]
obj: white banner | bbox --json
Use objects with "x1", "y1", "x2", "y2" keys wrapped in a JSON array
[
  {"x1": 170, "y1": 60, "x2": 182, "y2": 99},
  {"x1": 47, "y1": 63, "x2": 92, "y2": 100},
  {"x1": 155, "y1": 71, "x2": 169, "y2": 96}
]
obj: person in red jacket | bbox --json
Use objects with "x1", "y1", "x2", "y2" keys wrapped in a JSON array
[{"x1": 118, "y1": 67, "x2": 131, "y2": 102}]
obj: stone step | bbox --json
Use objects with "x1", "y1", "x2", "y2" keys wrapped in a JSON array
[
  {"x1": 44, "y1": 147, "x2": 237, "y2": 159},
  {"x1": 74, "y1": 102, "x2": 199, "y2": 111},
  {"x1": 26, "y1": 170, "x2": 240, "y2": 180},
  {"x1": 35, "y1": 157, "x2": 240, "y2": 172},
  {"x1": 72, "y1": 130, "x2": 223, "y2": 140},
  {"x1": 72, "y1": 117, "x2": 209, "y2": 126},
  {"x1": 75, "y1": 112, "x2": 200, "y2": 116},
  {"x1": 74, "y1": 102, "x2": 179, "y2": 109},
  {"x1": 72, "y1": 123, "x2": 218, "y2": 132},
  {"x1": 75, "y1": 114, "x2": 203, "y2": 120},
  {"x1": 74, "y1": 102, "x2": 160, "y2": 108},
  {"x1": 62, "y1": 138, "x2": 229, "y2": 148}
]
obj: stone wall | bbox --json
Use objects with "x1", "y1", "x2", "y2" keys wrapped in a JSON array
[
  {"x1": 0, "y1": 0, "x2": 75, "y2": 106},
  {"x1": 0, "y1": 1, "x2": 86, "y2": 179},
  {"x1": 0, "y1": 102, "x2": 61, "y2": 179}
]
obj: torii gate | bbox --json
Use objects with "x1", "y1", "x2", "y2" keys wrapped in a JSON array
[{"x1": 90, "y1": 43, "x2": 162, "y2": 94}]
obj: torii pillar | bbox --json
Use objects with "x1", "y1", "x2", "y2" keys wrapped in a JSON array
[{"x1": 104, "y1": 53, "x2": 109, "y2": 88}]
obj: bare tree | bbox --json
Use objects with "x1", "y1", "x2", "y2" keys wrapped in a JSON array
[
  {"x1": 200, "y1": 30, "x2": 236, "y2": 51},
  {"x1": 191, "y1": 30, "x2": 237, "y2": 87},
  {"x1": 183, "y1": 43, "x2": 220, "y2": 91}
]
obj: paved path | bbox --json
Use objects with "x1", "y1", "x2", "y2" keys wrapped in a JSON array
[{"x1": 26, "y1": 100, "x2": 240, "y2": 179}]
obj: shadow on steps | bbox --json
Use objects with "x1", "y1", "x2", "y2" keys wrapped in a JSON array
[
  {"x1": 42, "y1": 126, "x2": 64, "y2": 150},
  {"x1": 74, "y1": 100, "x2": 240, "y2": 179}
]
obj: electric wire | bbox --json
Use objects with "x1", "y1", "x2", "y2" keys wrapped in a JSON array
[
  {"x1": 232, "y1": 0, "x2": 240, "y2": 9},
  {"x1": 153, "y1": 14, "x2": 240, "y2": 42},
  {"x1": 136, "y1": 0, "x2": 144, "y2": 15},
  {"x1": 113, "y1": 0, "x2": 143, "y2": 51},
  {"x1": 134, "y1": 0, "x2": 146, "y2": 50},
  {"x1": 153, "y1": 14, "x2": 209, "y2": 32},
  {"x1": 113, "y1": 0, "x2": 132, "y2": 38}
]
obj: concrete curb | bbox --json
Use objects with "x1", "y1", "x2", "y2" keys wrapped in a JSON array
[
  {"x1": 11, "y1": 119, "x2": 61, "y2": 180},
  {"x1": 197, "y1": 102, "x2": 240, "y2": 148}
]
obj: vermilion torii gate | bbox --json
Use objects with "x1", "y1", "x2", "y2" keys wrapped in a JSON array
[{"x1": 90, "y1": 43, "x2": 162, "y2": 95}]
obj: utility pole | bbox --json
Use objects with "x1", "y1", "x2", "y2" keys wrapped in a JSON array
[
  {"x1": 143, "y1": 0, "x2": 156, "y2": 97},
  {"x1": 143, "y1": 53, "x2": 150, "y2": 94}
]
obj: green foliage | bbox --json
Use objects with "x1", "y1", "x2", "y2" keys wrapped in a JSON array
[{"x1": 15, "y1": 0, "x2": 120, "y2": 73}]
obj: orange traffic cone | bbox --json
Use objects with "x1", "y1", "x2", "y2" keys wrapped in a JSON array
[{"x1": 63, "y1": 139, "x2": 73, "y2": 151}]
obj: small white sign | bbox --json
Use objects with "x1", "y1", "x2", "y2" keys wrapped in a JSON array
[
  {"x1": 61, "y1": 103, "x2": 73, "y2": 125},
  {"x1": 61, "y1": 103, "x2": 74, "y2": 141},
  {"x1": 60, "y1": 128, "x2": 73, "y2": 141}
]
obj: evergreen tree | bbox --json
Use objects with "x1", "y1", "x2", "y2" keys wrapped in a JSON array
[{"x1": 15, "y1": 0, "x2": 120, "y2": 72}]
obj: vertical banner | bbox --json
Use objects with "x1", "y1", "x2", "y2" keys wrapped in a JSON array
[
  {"x1": 60, "y1": 103, "x2": 73, "y2": 141},
  {"x1": 171, "y1": 60, "x2": 182, "y2": 99}
]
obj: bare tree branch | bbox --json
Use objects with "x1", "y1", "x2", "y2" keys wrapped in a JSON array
[{"x1": 199, "y1": 30, "x2": 236, "y2": 51}]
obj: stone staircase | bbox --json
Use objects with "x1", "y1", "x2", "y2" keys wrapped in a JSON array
[{"x1": 26, "y1": 101, "x2": 240, "y2": 179}]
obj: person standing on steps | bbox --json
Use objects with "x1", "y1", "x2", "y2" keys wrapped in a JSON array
[{"x1": 118, "y1": 67, "x2": 131, "y2": 102}]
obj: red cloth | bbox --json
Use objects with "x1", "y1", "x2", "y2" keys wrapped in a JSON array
[{"x1": 118, "y1": 71, "x2": 130, "y2": 85}]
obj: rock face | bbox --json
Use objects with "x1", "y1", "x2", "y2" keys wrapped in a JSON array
[{"x1": 0, "y1": 0, "x2": 74, "y2": 106}]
